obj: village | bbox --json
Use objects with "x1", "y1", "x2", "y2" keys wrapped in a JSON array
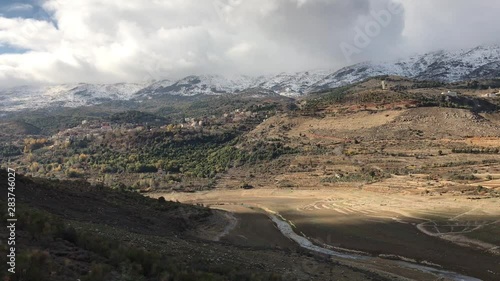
[{"x1": 51, "y1": 107, "x2": 267, "y2": 146}]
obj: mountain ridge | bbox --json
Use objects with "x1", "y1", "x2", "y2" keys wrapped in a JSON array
[{"x1": 1, "y1": 44, "x2": 499, "y2": 112}]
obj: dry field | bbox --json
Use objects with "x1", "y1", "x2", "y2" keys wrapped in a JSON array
[{"x1": 154, "y1": 188, "x2": 499, "y2": 281}]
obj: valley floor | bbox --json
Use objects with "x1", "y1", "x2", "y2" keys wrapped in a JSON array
[{"x1": 152, "y1": 187, "x2": 500, "y2": 281}]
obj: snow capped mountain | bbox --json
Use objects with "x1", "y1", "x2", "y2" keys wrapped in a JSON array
[
  {"x1": 136, "y1": 75, "x2": 258, "y2": 97},
  {"x1": 1, "y1": 83, "x2": 148, "y2": 112},
  {"x1": 312, "y1": 45, "x2": 500, "y2": 90},
  {"x1": 1, "y1": 45, "x2": 499, "y2": 112},
  {"x1": 256, "y1": 69, "x2": 334, "y2": 97}
]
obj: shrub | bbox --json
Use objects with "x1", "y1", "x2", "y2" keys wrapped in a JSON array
[
  {"x1": 66, "y1": 168, "x2": 84, "y2": 178},
  {"x1": 82, "y1": 263, "x2": 112, "y2": 281},
  {"x1": 240, "y1": 182, "x2": 254, "y2": 189},
  {"x1": 15, "y1": 250, "x2": 52, "y2": 281},
  {"x1": 59, "y1": 225, "x2": 78, "y2": 243},
  {"x1": 450, "y1": 173, "x2": 477, "y2": 181}
]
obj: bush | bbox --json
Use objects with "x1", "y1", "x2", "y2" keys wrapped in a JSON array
[
  {"x1": 450, "y1": 173, "x2": 477, "y2": 181},
  {"x1": 66, "y1": 168, "x2": 84, "y2": 178},
  {"x1": 59, "y1": 225, "x2": 78, "y2": 243},
  {"x1": 15, "y1": 250, "x2": 52, "y2": 281},
  {"x1": 82, "y1": 263, "x2": 112, "y2": 281},
  {"x1": 240, "y1": 182, "x2": 254, "y2": 189}
]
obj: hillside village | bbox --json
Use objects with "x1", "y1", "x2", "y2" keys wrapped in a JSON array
[{"x1": 49, "y1": 107, "x2": 267, "y2": 150}]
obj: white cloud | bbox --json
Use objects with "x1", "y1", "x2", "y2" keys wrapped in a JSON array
[
  {"x1": 0, "y1": 0, "x2": 499, "y2": 88},
  {"x1": 0, "y1": 17, "x2": 60, "y2": 51}
]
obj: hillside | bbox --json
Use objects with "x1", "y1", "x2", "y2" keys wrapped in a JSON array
[
  {"x1": 2, "y1": 76, "x2": 499, "y2": 191},
  {"x1": 0, "y1": 170, "x2": 399, "y2": 281},
  {"x1": 0, "y1": 121, "x2": 41, "y2": 136},
  {"x1": 304, "y1": 76, "x2": 499, "y2": 113}
]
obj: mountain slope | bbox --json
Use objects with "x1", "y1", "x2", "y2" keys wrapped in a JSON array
[
  {"x1": 1, "y1": 82, "x2": 147, "y2": 112},
  {"x1": 255, "y1": 70, "x2": 334, "y2": 97},
  {"x1": 312, "y1": 45, "x2": 500, "y2": 91},
  {"x1": 136, "y1": 75, "x2": 258, "y2": 97},
  {"x1": 0, "y1": 170, "x2": 394, "y2": 281},
  {"x1": 1, "y1": 44, "x2": 499, "y2": 112}
]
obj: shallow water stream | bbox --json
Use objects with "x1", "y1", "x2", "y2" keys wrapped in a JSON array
[{"x1": 268, "y1": 213, "x2": 482, "y2": 281}]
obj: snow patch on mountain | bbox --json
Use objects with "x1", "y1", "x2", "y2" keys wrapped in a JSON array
[
  {"x1": 313, "y1": 45, "x2": 500, "y2": 91},
  {"x1": 1, "y1": 83, "x2": 147, "y2": 111}
]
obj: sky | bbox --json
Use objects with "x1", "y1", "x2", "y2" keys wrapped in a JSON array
[{"x1": 0, "y1": 0, "x2": 499, "y2": 88}]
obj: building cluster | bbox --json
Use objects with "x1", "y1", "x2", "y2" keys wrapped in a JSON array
[
  {"x1": 179, "y1": 109, "x2": 259, "y2": 129},
  {"x1": 481, "y1": 89, "x2": 499, "y2": 98},
  {"x1": 51, "y1": 120, "x2": 144, "y2": 145},
  {"x1": 50, "y1": 108, "x2": 264, "y2": 146},
  {"x1": 441, "y1": 90, "x2": 458, "y2": 97}
]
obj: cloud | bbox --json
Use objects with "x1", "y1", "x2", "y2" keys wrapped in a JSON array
[
  {"x1": 0, "y1": 0, "x2": 499, "y2": 88},
  {"x1": 399, "y1": 0, "x2": 500, "y2": 53},
  {"x1": 0, "y1": 17, "x2": 60, "y2": 51}
]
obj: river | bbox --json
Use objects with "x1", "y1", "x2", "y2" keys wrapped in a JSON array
[{"x1": 268, "y1": 213, "x2": 482, "y2": 281}]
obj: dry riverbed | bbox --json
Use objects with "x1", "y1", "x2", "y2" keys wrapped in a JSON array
[{"x1": 151, "y1": 188, "x2": 500, "y2": 281}]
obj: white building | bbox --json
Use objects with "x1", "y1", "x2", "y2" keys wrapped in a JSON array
[
  {"x1": 482, "y1": 93, "x2": 498, "y2": 98},
  {"x1": 441, "y1": 90, "x2": 458, "y2": 97}
]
